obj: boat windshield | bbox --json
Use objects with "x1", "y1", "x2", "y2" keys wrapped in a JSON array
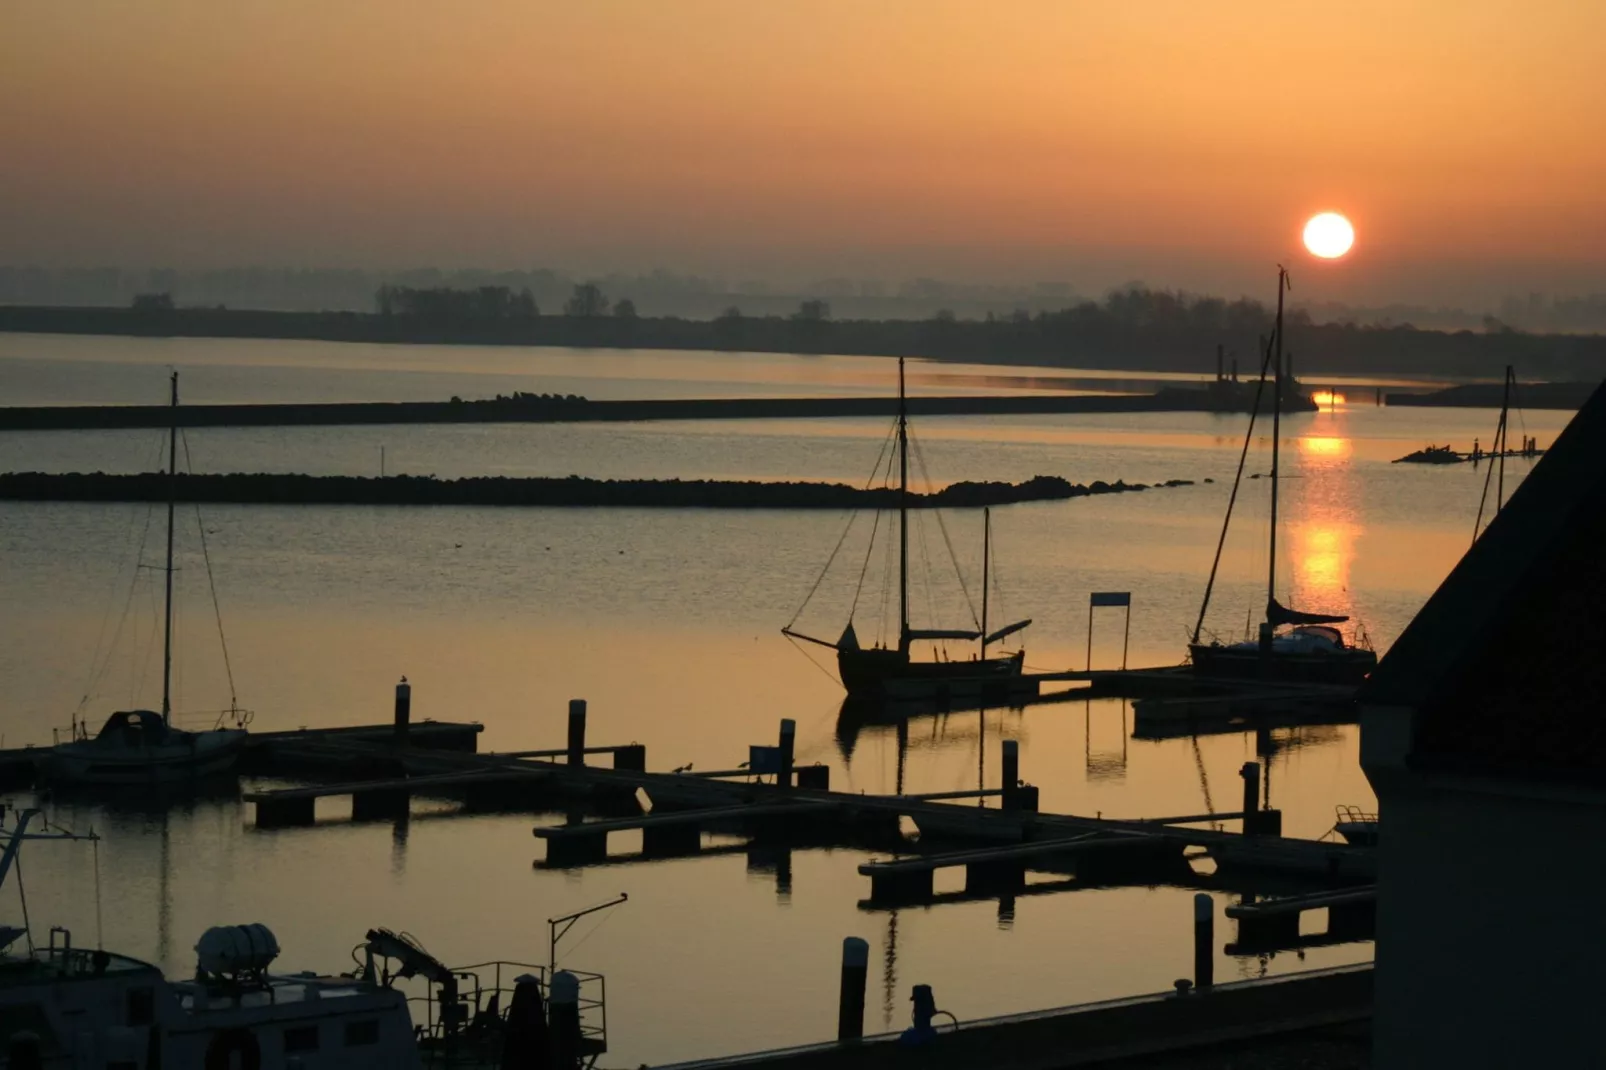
[{"x1": 1289, "y1": 626, "x2": 1345, "y2": 647}]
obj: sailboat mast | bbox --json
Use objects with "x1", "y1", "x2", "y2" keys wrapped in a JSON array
[
  {"x1": 898, "y1": 357, "x2": 910, "y2": 656},
  {"x1": 1497, "y1": 365, "x2": 1512, "y2": 516},
  {"x1": 980, "y1": 508, "x2": 990, "y2": 659},
  {"x1": 1266, "y1": 268, "x2": 1285, "y2": 622},
  {"x1": 161, "y1": 371, "x2": 178, "y2": 727}
]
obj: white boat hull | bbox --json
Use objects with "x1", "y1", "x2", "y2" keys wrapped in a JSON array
[{"x1": 41, "y1": 728, "x2": 248, "y2": 786}]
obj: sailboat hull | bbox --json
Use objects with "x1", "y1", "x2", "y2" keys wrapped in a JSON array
[
  {"x1": 40, "y1": 728, "x2": 249, "y2": 787},
  {"x1": 837, "y1": 648, "x2": 1032, "y2": 701},
  {"x1": 1187, "y1": 643, "x2": 1376, "y2": 685}
]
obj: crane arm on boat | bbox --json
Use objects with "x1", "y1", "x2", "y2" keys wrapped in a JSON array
[
  {"x1": 363, "y1": 928, "x2": 454, "y2": 985},
  {"x1": 984, "y1": 619, "x2": 1032, "y2": 645}
]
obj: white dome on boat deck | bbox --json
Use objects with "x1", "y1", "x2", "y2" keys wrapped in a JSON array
[{"x1": 196, "y1": 923, "x2": 280, "y2": 975}]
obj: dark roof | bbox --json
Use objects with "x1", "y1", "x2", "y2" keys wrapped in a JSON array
[{"x1": 1360, "y1": 378, "x2": 1606, "y2": 777}]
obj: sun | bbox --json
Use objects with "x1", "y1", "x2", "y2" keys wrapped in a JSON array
[{"x1": 1303, "y1": 212, "x2": 1355, "y2": 259}]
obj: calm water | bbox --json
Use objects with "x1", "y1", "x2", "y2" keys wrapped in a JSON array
[{"x1": 0, "y1": 335, "x2": 1568, "y2": 1065}]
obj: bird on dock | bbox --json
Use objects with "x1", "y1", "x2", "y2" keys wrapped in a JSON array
[{"x1": 672, "y1": 762, "x2": 694, "y2": 773}]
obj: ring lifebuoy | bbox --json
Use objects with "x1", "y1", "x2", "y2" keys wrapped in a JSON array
[{"x1": 205, "y1": 1027, "x2": 261, "y2": 1070}]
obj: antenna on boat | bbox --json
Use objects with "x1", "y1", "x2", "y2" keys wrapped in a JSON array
[
  {"x1": 161, "y1": 370, "x2": 179, "y2": 728},
  {"x1": 897, "y1": 357, "x2": 910, "y2": 657}
]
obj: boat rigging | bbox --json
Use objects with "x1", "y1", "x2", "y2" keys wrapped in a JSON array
[
  {"x1": 1187, "y1": 268, "x2": 1377, "y2": 685},
  {"x1": 783, "y1": 358, "x2": 1032, "y2": 701}
]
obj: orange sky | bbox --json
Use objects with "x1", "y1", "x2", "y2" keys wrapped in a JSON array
[{"x1": 4, "y1": 0, "x2": 1604, "y2": 302}]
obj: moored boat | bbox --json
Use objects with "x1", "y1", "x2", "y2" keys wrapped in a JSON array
[
  {"x1": 784, "y1": 360, "x2": 1032, "y2": 701},
  {"x1": 41, "y1": 372, "x2": 250, "y2": 787},
  {"x1": 0, "y1": 807, "x2": 609, "y2": 1068},
  {"x1": 1187, "y1": 268, "x2": 1376, "y2": 686}
]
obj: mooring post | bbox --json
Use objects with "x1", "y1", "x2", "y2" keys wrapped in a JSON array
[
  {"x1": 778, "y1": 718, "x2": 796, "y2": 788},
  {"x1": 567, "y1": 700, "x2": 587, "y2": 767},
  {"x1": 1001, "y1": 739, "x2": 1020, "y2": 808},
  {"x1": 548, "y1": 969, "x2": 581, "y2": 1068},
  {"x1": 1240, "y1": 761, "x2": 1261, "y2": 835},
  {"x1": 393, "y1": 676, "x2": 411, "y2": 746},
  {"x1": 1194, "y1": 893, "x2": 1214, "y2": 990},
  {"x1": 838, "y1": 937, "x2": 869, "y2": 1041}
]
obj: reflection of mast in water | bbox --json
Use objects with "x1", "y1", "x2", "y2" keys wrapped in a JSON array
[
  {"x1": 881, "y1": 909, "x2": 899, "y2": 1029},
  {"x1": 895, "y1": 718, "x2": 908, "y2": 796},
  {"x1": 978, "y1": 707, "x2": 986, "y2": 800},
  {"x1": 157, "y1": 811, "x2": 172, "y2": 968},
  {"x1": 1191, "y1": 736, "x2": 1220, "y2": 832},
  {"x1": 391, "y1": 811, "x2": 410, "y2": 878}
]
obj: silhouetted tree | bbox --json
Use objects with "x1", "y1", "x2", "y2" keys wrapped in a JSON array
[
  {"x1": 793, "y1": 299, "x2": 831, "y2": 322},
  {"x1": 564, "y1": 283, "x2": 609, "y2": 317},
  {"x1": 613, "y1": 298, "x2": 638, "y2": 319},
  {"x1": 513, "y1": 287, "x2": 539, "y2": 319}
]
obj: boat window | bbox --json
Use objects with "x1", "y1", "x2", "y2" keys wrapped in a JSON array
[
  {"x1": 344, "y1": 1019, "x2": 380, "y2": 1046},
  {"x1": 127, "y1": 986, "x2": 154, "y2": 1026},
  {"x1": 284, "y1": 1025, "x2": 320, "y2": 1052}
]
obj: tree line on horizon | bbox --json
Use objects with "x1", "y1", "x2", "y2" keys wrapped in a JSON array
[
  {"x1": 350, "y1": 281, "x2": 1606, "y2": 379},
  {"x1": 3, "y1": 280, "x2": 1601, "y2": 380}
]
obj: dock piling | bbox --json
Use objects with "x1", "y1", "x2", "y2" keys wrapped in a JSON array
[
  {"x1": 838, "y1": 937, "x2": 869, "y2": 1041},
  {"x1": 393, "y1": 676, "x2": 411, "y2": 746},
  {"x1": 1001, "y1": 739, "x2": 1020, "y2": 808},
  {"x1": 778, "y1": 719, "x2": 796, "y2": 788},
  {"x1": 567, "y1": 700, "x2": 587, "y2": 767},
  {"x1": 613, "y1": 743, "x2": 647, "y2": 772},
  {"x1": 1239, "y1": 762, "x2": 1261, "y2": 835},
  {"x1": 1194, "y1": 893, "x2": 1214, "y2": 990}
]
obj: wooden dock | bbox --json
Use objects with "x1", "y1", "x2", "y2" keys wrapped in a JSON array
[
  {"x1": 651, "y1": 963, "x2": 1372, "y2": 1070},
  {"x1": 0, "y1": 718, "x2": 483, "y2": 791},
  {"x1": 229, "y1": 708, "x2": 1374, "y2": 898}
]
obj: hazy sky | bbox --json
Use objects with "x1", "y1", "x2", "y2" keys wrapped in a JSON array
[{"x1": 5, "y1": 1, "x2": 1604, "y2": 304}]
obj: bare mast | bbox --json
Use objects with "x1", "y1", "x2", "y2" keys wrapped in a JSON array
[
  {"x1": 898, "y1": 357, "x2": 910, "y2": 656},
  {"x1": 1261, "y1": 268, "x2": 1287, "y2": 656},
  {"x1": 980, "y1": 507, "x2": 990, "y2": 659},
  {"x1": 161, "y1": 370, "x2": 178, "y2": 727}
]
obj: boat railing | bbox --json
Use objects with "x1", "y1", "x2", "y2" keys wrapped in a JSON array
[
  {"x1": 409, "y1": 960, "x2": 606, "y2": 1049},
  {"x1": 1335, "y1": 804, "x2": 1378, "y2": 825}
]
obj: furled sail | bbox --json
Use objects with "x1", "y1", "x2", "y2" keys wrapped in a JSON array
[
  {"x1": 984, "y1": 619, "x2": 1032, "y2": 645},
  {"x1": 1266, "y1": 597, "x2": 1349, "y2": 627}
]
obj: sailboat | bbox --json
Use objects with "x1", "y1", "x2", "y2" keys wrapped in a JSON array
[
  {"x1": 1187, "y1": 269, "x2": 1377, "y2": 686},
  {"x1": 40, "y1": 372, "x2": 249, "y2": 786},
  {"x1": 784, "y1": 360, "x2": 1032, "y2": 701}
]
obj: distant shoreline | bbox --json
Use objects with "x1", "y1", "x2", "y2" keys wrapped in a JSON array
[
  {"x1": 0, "y1": 471, "x2": 1198, "y2": 510},
  {"x1": 0, "y1": 385, "x2": 1311, "y2": 431},
  {"x1": 1384, "y1": 380, "x2": 1600, "y2": 409},
  {"x1": 3, "y1": 302, "x2": 1603, "y2": 381}
]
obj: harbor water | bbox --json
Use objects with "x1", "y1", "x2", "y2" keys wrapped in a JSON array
[{"x1": 0, "y1": 333, "x2": 1567, "y2": 1065}]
